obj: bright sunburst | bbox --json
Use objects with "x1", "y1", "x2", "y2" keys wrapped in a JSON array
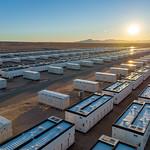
[{"x1": 128, "y1": 24, "x2": 140, "y2": 36}]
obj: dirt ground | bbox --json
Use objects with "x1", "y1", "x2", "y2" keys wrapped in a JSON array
[
  {"x1": 0, "y1": 42, "x2": 150, "y2": 52},
  {"x1": 0, "y1": 52, "x2": 149, "y2": 149}
]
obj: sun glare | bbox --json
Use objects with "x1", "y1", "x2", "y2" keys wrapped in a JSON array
[{"x1": 128, "y1": 24, "x2": 140, "y2": 36}]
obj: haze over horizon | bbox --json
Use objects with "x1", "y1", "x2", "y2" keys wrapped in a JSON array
[{"x1": 0, "y1": 0, "x2": 150, "y2": 42}]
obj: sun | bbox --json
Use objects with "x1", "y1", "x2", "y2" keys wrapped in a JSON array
[{"x1": 127, "y1": 24, "x2": 140, "y2": 36}]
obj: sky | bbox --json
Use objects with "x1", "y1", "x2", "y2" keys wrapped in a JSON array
[{"x1": 0, "y1": 0, "x2": 150, "y2": 42}]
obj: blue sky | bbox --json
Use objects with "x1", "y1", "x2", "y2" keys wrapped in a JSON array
[{"x1": 0, "y1": 0, "x2": 150, "y2": 42}]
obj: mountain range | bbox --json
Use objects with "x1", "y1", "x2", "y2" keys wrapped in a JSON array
[{"x1": 77, "y1": 39, "x2": 150, "y2": 43}]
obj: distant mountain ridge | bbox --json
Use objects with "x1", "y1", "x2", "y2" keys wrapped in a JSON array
[{"x1": 77, "y1": 39, "x2": 150, "y2": 43}]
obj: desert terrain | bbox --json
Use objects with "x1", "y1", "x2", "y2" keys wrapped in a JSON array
[{"x1": 0, "y1": 45, "x2": 149, "y2": 149}]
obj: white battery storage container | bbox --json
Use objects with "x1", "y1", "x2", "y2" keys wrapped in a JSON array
[
  {"x1": 0, "y1": 116, "x2": 12, "y2": 143},
  {"x1": 92, "y1": 58, "x2": 104, "y2": 64},
  {"x1": 101, "y1": 57, "x2": 112, "y2": 62},
  {"x1": 0, "y1": 78, "x2": 7, "y2": 89},
  {"x1": 66, "y1": 63, "x2": 80, "y2": 70},
  {"x1": 48, "y1": 66, "x2": 64, "y2": 74},
  {"x1": 121, "y1": 63, "x2": 137, "y2": 71},
  {"x1": 40, "y1": 55, "x2": 49, "y2": 59},
  {"x1": 0, "y1": 59, "x2": 3, "y2": 65},
  {"x1": 137, "y1": 68, "x2": 150, "y2": 80},
  {"x1": 38, "y1": 90, "x2": 70, "y2": 110},
  {"x1": 27, "y1": 56, "x2": 36, "y2": 61},
  {"x1": 110, "y1": 67, "x2": 129, "y2": 76},
  {"x1": 23, "y1": 70, "x2": 40, "y2": 81},
  {"x1": 73, "y1": 79, "x2": 99, "y2": 93},
  {"x1": 110, "y1": 56, "x2": 119, "y2": 60},
  {"x1": 52, "y1": 62, "x2": 67, "y2": 68},
  {"x1": 112, "y1": 100, "x2": 150, "y2": 150},
  {"x1": 65, "y1": 94, "x2": 113, "y2": 133},
  {"x1": 140, "y1": 57, "x2": 150, "y2": 63},
  {"x1": 102, "y1": 80, "x2": 133, "y2": 104},
  {"x1": 95, "y1": 72, "x2": 117, "y2": 82},
  {"x1": 125, "y1": 72, "x2": 143, "y2": 90},
  {"x1": 135, "y1": 59, "x2": 149, "y2": 65},
  {"x1": 30, "y1": 64, "x2": 49, "y2": 72},
  {"x1": 0, "y1": 67, "x2": 28, "y2": 79},
  {"x1": 80, "y1": 60, "x2": 94, "y2": 67},
  {"x1": 128, "y1": 60, "x2": 144, "y2": 68},
  {"x1": 138, "y1": 84, "x2": 150, "y2": 102},
  {"x1": 0, "y1": 116, "x2": 75, "y2": 150},
  {"x1": 10, "y1": 57, "x2": 21, "y2": 63}
]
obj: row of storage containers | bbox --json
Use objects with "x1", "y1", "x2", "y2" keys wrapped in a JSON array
[
  {"x1": 36, "y1": 60, "x2": 149, "y2": 113},
  {"x1": 102, "y1": 68, "x2": 149, "y2": 104},
  {"x1": 35, "y1": 83, "x2": 150, "y2": 149},
  {"x1": 34, "y1": 53, "x2": 150, "y2": 149},
  {"x1": 0, "y1": 54, "x2": 149, "y2": 149},
  {"x1": 1, "y1": 47, "x2": 148, "y2": 79},
  {"x1": 0, "y1": 48, "x2": 149, "y2": 67},
  {"x1": 0, "y1": 48, "x2": 115, "y2": 63}
]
